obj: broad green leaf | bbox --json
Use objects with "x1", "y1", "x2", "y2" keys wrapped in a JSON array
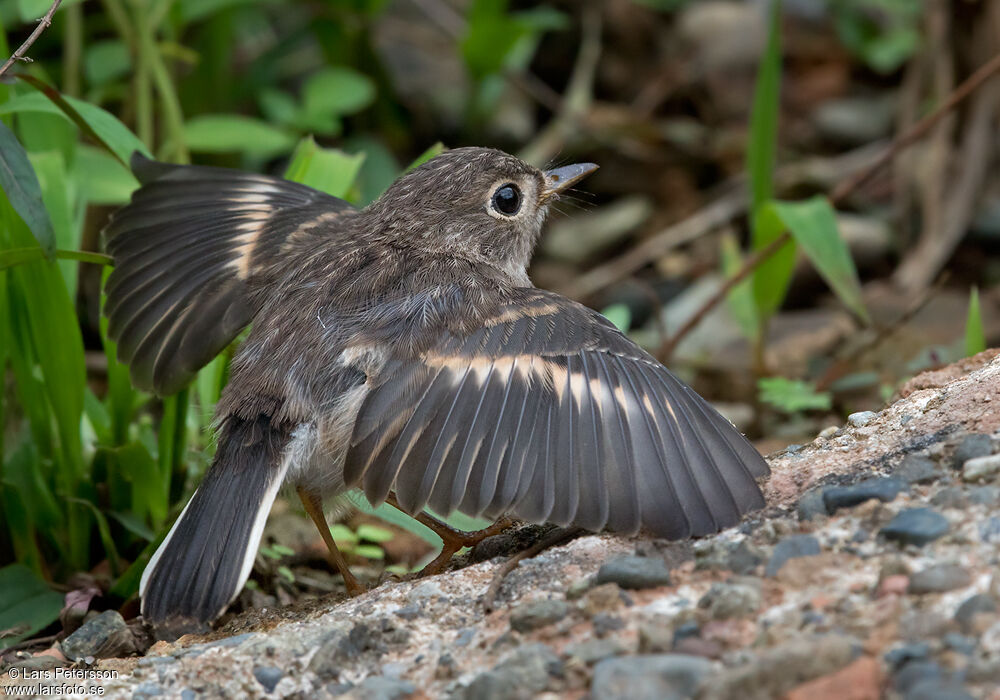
[
  {"x1": 183, "y1": 114, "x2": 296, "y2": 159},
  {"x1": 329, "y1": 523, "x2": 359, "y2": 545},
  {"x1": 73, "y1": 145, "x2": 139, "y2": 205},
  {"x1": 284, "y1": 137, "x2": 364, "y2": 200},
  {"x1": 769, "y1": 197, "x2": 870, "y2": 323},
  {"x1": 600, "y1": 303, "x2": 632, "y2": 332},
  {"x1": 0, "y1": 121, "x2": 55, "y2": 257},
  {"x1": 84, "y1": 40, "x2": 131, "y2": 86},
  {"x1": 1, "y1": 247, "x2": 111, "y2": 271},
  {"x1": 750, "y1": 204, "x2": 796, "y2": 316},
  {"x1": 0, "y1": 564, "x2": 64, "y2": 650},
  {"x1": 2, "y1": 85, "x2": 151, "y2": 165},
  {"x1": 28, "y1": 150, "x2": 79, "y2": 289},
  {"x1": 356, "y1": 523, "x2": 394, "y2": 543},
  {"x1": 966, "y1": 286, "x2": 987, "y2": 357},
  {"x1": 462, "y1": 0, "x2": 529, "y2": 79},
  {"x1": 721, "y1": 233, "x2": 760, "y2": 342},
  {"x1": 302, "y1": 67, "x2": 376, "y2": 120},
  {"x1": 758, "y1": 377, "x2": 832, "y2": 413},
  {"x1": 354, "y1": 544, "x2": 385, "y2": 560}
]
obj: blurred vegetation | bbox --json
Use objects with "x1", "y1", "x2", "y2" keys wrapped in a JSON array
[{"x1": 0, "y1": 0, "x2": 995, "y2": 648}]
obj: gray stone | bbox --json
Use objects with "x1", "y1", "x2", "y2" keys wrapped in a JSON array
[
  {"x1": 62, "y1": 610, "x2": 136, "y2": 661},
  {"x1": 954, "y1": 593, "x2": 997, "y2": 631},
  {"x1": 894, "y1": 455, "x2": 939, "y2": 484},
  {"x1": 565, "y1": 638, "x2": 626, "y2": 664},
  {"x1": 930, "y1": 487, "x2": 966, "y2": 509},
  {"x1": 596, "y1": 556, "x2": 672, "y2": 590},
  {"x1": 509, "y1": 598, "x2": 569, "y2": 632},
  {"x1": 797, "y1": 489, "x2": 827, "y2": 521},
  {"x1": 847, "y1": 411, "x2": 877, "y2": 427},
  {"x1": 893, "y1": 660, "x2": 943, "y2": 693},
  {"x1": 349, "y1": 676, "x2": 416, "y2": 700},
  {"x1": 812, "y1": 96, "x2": 895, "y2": 146},
  {"x1": 880, "y1": 508, "x2": 949, "y2": 547},
  {"x1": 822, "y1": 477, "x2": 905, "y2": 514},
  {"x1": 132, "y1": 682, "x2": 164, "y2": 699},
  {"x1": 591, "y1": 654, "x2": 713, "y2": 700},
  {"x1": 979, "y1": 516, "x2": 1000, "y2": 542},
  {"x1": 962, "y1": 453, "x2": 1000, "y2": 482},
  {"x1": 952, "y1": 433, "x2": 993, "y2": 469},
  {"x1": 942, "y1": 633, "x2": 977, "y2": 655},
  {"x1": 697, "y1": 580, "x2": 761, "y2": 619},
  {"x1": 638, "y1": 622, "x2": 674, "y2": 654},
  {"x1": 765, "y1": 535, "x2": 821, "y2": 577},
  {"x1": 253, "y1": 666, "x2": 283, "y2": 693},
  {"x1": 457, "y1": 643, "x2": 561, "y2": 700},
  {"x1": 905, "y1": 680, "x2": 975, "y2": 700},
  {"x1": 907, "y1": 565, "x2": 971, "y2": 594},
  {"x1": 885, "y1": 642, "x2": 930, "y2": 669}
]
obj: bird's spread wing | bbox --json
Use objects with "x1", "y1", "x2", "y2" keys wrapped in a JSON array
[
  {"x1": 103, "y1": 154, "x2": 353, "y2": 396},
  {"x1": 343, "y1": 289, "x2": 769, "y2": 539}
]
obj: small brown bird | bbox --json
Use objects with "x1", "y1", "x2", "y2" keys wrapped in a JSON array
[{"x1": 104, "y1": 147, "x2": 768, "y2": 638}]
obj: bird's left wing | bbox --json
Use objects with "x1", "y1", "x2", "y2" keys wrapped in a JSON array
[{"x1": 343, "y1": 288, "x2": 769, "y2": 540}]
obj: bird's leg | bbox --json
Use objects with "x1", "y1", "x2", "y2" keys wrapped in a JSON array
[
  {"x1": 297, "y1": 487, "x2": 365, "y2": 596},
  {"x1": 385, "y1": 492, "x2": 515, "y2": 577}
]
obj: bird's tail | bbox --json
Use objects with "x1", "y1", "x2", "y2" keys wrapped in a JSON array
[{"x1": 140, "y1": 414, "x2": 293, "y2": 639}]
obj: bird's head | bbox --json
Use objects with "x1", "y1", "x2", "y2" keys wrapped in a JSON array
[{"x1": 367, "y1": 147, "x2": 597, "y2": 282}]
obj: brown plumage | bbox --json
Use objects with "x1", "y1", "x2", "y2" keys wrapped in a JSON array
[{"x1": 104, "y1": 147, "x2": 769, "y2": 637}]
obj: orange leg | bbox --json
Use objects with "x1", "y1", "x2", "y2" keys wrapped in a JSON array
[
  {"x1": 297, "y1": 487, "x2": 365, "y2": 596},
  {"x1": 385, "y1": 492, "x2": 515, "y2": 577}
]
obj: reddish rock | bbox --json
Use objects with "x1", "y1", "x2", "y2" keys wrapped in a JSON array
[{"x1": 783, "y1": 655, "x2": 883, "y2": 700}]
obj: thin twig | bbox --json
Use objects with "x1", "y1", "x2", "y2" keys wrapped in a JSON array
[
  {"x1": 0, "y1": 0, "x2": 63, "y2": 79},
  {"x1": 655, "y1": 50, "x2": 1000, "y2": 362},
  {"x1": 482, "y1": 527, "x2": 584, "y2": 612}
]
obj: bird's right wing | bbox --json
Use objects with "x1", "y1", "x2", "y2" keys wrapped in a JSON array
[{"x1": 103, "y1": 154, "x2": 354, "y2": 396}]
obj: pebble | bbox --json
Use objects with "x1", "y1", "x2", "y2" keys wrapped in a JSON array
[
  {"x1": 904, "y1": 680, "x2": 975, "y2": 700},
  {"x1": 943, "y1": 633, "x2": 977, "y2": 655},
  {"x1": 847, "y1": 411, "x2": 877, "y2": 427},
  {"x1": 509, "y1": 599, "x2": 569, "y2": 633},
  {"x1": 458, "y1": 643, "x2": 561, "y2": 700},
  {"x1": 893, "y1": 660, "x2": 943, "y2": 693},
  {"x1": 252, "y1": 666, "x2": 284, "y2": 693},
  {"x1": 590, "y1": 654, "x2": 713, "y2": 700},
  {"x1": 765, "y1": 535, "x2": 821, "y2": 577},
  {"x1": 595, "y1": 556, "x2": 672, "y2": 590},
  {"x1": 822, "y1": 477, "x2": 905, "y2": 514},
  {"x1": 978, "y1": 516, "x2": 1000, "y2": 542},
  {"x1": 952, "y1": 433, "x2": 993, "y2": 470},
  {"x1": 784, "y1": 655, "x2": 882, "y2": 700},
  {"x1": 884, "y1": 642, "x2": 930, "y2": 669},
  {"x1": 954, "y1": 593, "x2": 997, "y2": 632},
  {"x1": 797, "y1": 489, "x2": 828, "y2": 521},
  {"x1": 880, "y1": 508, "x2": 949, "y2": 547},
  {"x1": 907, "y1": 565, "x2": 971, "y2": 594},
  {"x1": 638, "y1": 622, "x2": 674, "y2": 654},
  {"x1": 564, "y1": 638, "x2": 626, "y2": 665},
  {"x1": 962, "y1": 453, "x2": 1000, "y2": 482},
  {"x1": 61, "y1": 610, "x2": 135, "y2": 661},
  {"x1": 930, "y1": 487, "x2": 967, "y2": 509},
  {"x1": 352, "y1": 676, "x2": 417, "y2": 700},
  {"x1": 893, "y1": 455, "x2": 939, "y2": 485},
  {"x1": 697, "y1": 580, "x2": 761, "y2": 619},
  {"x1": 132, "y1": 682, "x2": 165, "y2": 699}
]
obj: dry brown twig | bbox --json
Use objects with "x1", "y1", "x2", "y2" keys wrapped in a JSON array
[
  {"x1": 0, "y1": 0, "x2": 63, "y2": 79},
  {"x1": 654, "y1": 49, "x2": 1000, "y2": 363}
]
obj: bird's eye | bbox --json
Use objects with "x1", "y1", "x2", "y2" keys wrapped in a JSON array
[{"x1": 491, "y1": 183, "x2": 522, "y2": 216}]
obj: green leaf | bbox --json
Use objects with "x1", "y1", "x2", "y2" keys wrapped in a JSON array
[
  {"x1": 600, "y1": 303, "x2": 632, "y2": 332},
  {"x1": 4, "y1": 83, "x2": 151, "y2": 166},
  {"x1": 84, "y1": 40, "x2": 132, "y2": 86},
  {"x1": 758, "y1": 377, "x2": 832, "y2": 413},
  {"x1": 966, "y1": 286, "x2": 987, "y2": 357},
  {"x1": 0, "y1": 247, "x2": 112, "y2": 272},
  {"x1": 354, "y1": 544, "x2": 385, "y2": 560},
  {"x1": 302, "y1": 67, "x2": 376, "y2": 121},
  {"x1": 0, "y1": 564, "x2": 63, "y2": 650},
  {"x1": 0, "y1": 121, "x2": 55, "y2": 257},
  {"x1": 768, "y1": 197, "x2": 870, "y2": 323},
  {"x1": 329, "y1": 523, "x2": 359, "y2": 545},
  {"x1": 283, "y1": 137, "x2": 364, "y2": 200},
  {"x1": 461, "y1": 0, "x2": 529, "y2": 79},
  {"x1": 72, "y1": 145, "x2": 139, "y2": 205},
  {"x1": 721, "y1": 233, "x2": 760, "y2": 342},
  {"x1": 406, "y1": 142, "x2": 445, "y2": 171},
  {"x1": 750, "y1": 204, "x2": 796, "y2": 317},
  {"x1": 356, "y1": 523, "x2": 394, "y2": 543},
  {"x1": 746, "y1": 0, "x2": 782, "y2": 216},
  {"x1": 277, "y1": 565, "x2": 295, "y2": 582},
  {"x1": 183, "y1": 115, "x2": 296, "y2": 159}
]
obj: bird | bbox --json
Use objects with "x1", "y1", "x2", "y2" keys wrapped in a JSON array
[{"x1": 103, "y1": 146, "x2": 770, "y2": 639}]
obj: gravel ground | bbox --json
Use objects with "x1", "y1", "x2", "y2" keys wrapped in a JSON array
[{"x1": 5, "y1": 350, "x2": 1000, "y2": 699}]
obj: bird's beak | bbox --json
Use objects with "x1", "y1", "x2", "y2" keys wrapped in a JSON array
[{"x1": 542, "y1": 163, "x2": 599, "y2": 200}]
